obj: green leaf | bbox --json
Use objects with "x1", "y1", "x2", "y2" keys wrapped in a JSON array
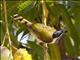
[
  {"x1": 60, "y1": 4, "x2": 80, "y2": 56},
  {"x1": 7, "y1": 1, "x2": 19, "y2": 15},
  {"x1": 18, "y1": 1, "x2": 33, "y2": 12},
  {"x1": 16, "y1": 28, "x2": 28, "y2": 38},
  {"x1": 46, "y1": 2, "x2": 61, "y2": 28},
  {"x1": 63, "y1": 35, "x2": 76, "y2": 56},
  {"x1": 48, "y1": 44, "x2": 61, "y2": 60},
  {"x1": 28, "y1": 41, "x2": 44, "y2": 60},
  {"x1": 16, "y1": 1, "x2": 43, "y2": 24},
  {"x1": 70, "y1": 1, "x2": 80, "y2": 37}
]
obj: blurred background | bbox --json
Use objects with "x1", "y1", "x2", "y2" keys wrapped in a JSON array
[{"x1": 0, "y1": 0, "x2": 80, "y2": 60}]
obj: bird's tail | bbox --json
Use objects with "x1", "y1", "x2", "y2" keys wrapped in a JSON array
[{"x1": 12, "y1": 14, "x2": 32, "y2": 27}]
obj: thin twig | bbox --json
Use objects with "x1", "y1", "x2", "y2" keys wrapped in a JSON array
[
  {"x1": 3, "y1": 0, "x2": 12, "y2": 46},
  {"x1": 43, "y1": 43, "x2": 48, "y2": 60},
  {"x1": 3, "y1": 0, "x2": 13, "y2": 59},
  {"x1": 41, "y1": 0, "x2": 48, "y2": 25},
  {"x1": 1, "y1": 34, "x2": 6, "y2": 46},
  {"x1": 41, "y1": 0, "x2": 49, "y2": 60}
]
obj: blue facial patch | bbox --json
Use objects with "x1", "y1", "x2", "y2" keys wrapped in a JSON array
[{"x1": 53, "y1": 30, "x2": 63, "y2": 38}]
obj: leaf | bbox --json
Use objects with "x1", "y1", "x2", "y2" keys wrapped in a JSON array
[
  {"x1": 63, "y1": 35, "x2": 77, "y2": 56},
  {"x1": 46, "y1": 2, "x2": 61, "y2": 27},
  {"x1": 17, "y1": 1, "x2": 42, "y2": 23},
  {"x1": 28, "y1": 41, "x2": 44, "y2": 60},
  {"x1": 48, "y1": 44, "x2": 61, "y2": 60},
  {"x1": 60, "y1": 4, "x2": 80, "y2": 56},
  {"x1": 16, "y1": 27, "x2": 28, "y2": 38},
  {"x1": 69, "y1": 1, "x2": 80, "y2": 37},
  {"x1": 7, "y1": 1, "x2": 20, "y2": 15},
  {"x1": 18, "y1": 1, "x2": 33, "y2": 12}
]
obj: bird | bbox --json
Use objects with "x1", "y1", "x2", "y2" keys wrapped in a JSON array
[{"x1": 12, "y1": 14, "x2": 66, "y2": 43}]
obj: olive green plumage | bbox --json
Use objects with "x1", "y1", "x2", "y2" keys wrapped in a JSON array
[
  {"x1": 31, "y1": 23, "x2": 56, "y2": 42},
  {"x1": 13, "y1": 14, "x2": 58, "y2": 43}
]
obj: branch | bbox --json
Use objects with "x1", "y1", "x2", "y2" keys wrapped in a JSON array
[
  {"x1": 41, "y1": 0, "x2": 49, "y2": 60},
  {"x1": 2, "y1": 0, "x2": 11, "y2": 47},
  {"x1": 41, "y1": 0, "x2": 48, "y2": 25}
]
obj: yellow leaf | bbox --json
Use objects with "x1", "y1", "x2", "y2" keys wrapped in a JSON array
[{"x1": 14, "y1": 48, "x2": 32, "y2": 60}]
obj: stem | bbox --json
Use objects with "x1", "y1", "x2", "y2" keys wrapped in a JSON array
[
  {"x1": 2, "y1": 0, "x2": 12, "y2": 47},
  {"x1": 2, "y1": 1, "x2": 13, "y2": 59},
  {"x1": 41, "y1": 0, "x2": 49, "y2": 60},
  {"x1": 43, "y1": 43, "x2": 48, "y2": 60},
  {"x1": 41, "y1": 0, "x2": 48, "y2": 25},
  {"x1": 1, "y1": 34, "x2": 6, "y2": 46}
]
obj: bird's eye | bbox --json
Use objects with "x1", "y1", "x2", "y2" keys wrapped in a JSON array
[{"x1": 52, "y1": 30, "x2": 63, "y2": 38}]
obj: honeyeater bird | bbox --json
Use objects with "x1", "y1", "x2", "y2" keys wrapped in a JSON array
[{"x1": 13, "y1": 14, "x2": 66, "y2": 43}]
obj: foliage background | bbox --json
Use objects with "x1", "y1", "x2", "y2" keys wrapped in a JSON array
[{"x1": 0, "y1": 0, "x2": 80, "y2": 60}]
